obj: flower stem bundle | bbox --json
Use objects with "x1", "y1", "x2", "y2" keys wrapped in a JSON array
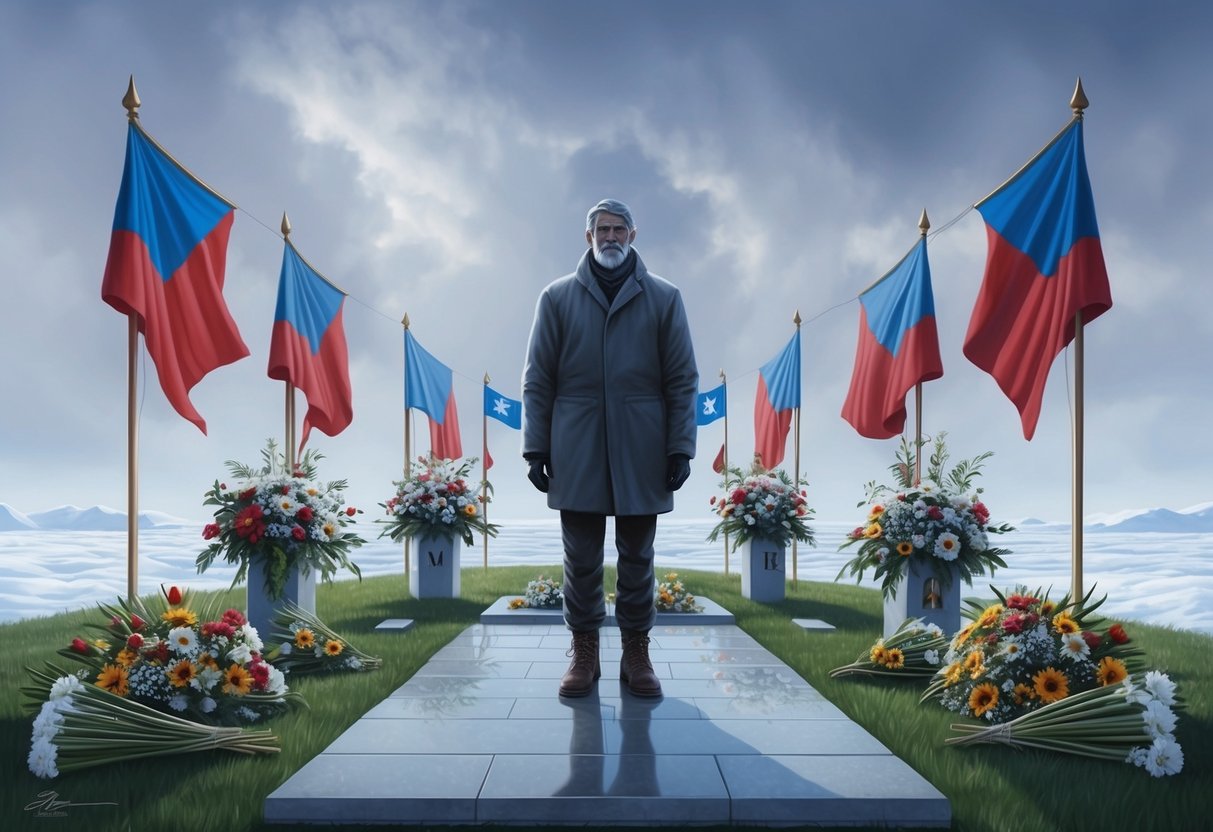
[
  {"x1": 830, "y1": 617, "x2": 949, "y2": 678},
  {"x1": 25, "y1": 666, "x2": 279, "y2": 779},
  {"x1": 266, "y1": 600, "x2": 382, "y2": 674},
  {"x1": 945, "y1": 671, "x2": 1184, "y2": 776}
]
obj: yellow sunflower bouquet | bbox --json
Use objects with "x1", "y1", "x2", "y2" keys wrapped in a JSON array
[{"x1": 920, "y1": 585, "x2": 1143, "y2": 724}]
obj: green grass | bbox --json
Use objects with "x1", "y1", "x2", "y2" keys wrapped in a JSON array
[{"x1": 2, "y1": 566, "x2": 1209, "y2": 832}]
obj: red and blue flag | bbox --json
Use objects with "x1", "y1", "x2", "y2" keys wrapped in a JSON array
[
  {"x1": 753, "y1": 330, "x2": 799, "y2": 470},
  {"x1": 405, "y1": 329, "x2": 462, "y2": 460},
  {"x1": 842, "y1": 237, "x2": 943, "y2": 439},
  {"x1": 964, "y1": 119, "x2": 1112, "y2": 440},
  {"x1": 267, "y1": 242, "x2": 352, "y2": 451},
  {"x1": 101, "y1": 122, "x2": 248, "y2": 433}
]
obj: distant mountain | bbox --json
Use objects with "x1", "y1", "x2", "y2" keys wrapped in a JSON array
[
  {"x1": 22, "y1": 505, "x2": 195, "y2": 531},
  {"x1": 1086, "y1": 503, "x2": 1213, "y2": 533},
  {"x1": 0, "y1": 503, "x2": 37, "y2": 531}
]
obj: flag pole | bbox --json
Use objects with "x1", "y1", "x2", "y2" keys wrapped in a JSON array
[
  {"x1": 1070, "y1": 78, "x2": 1089, "y2": 603},
  {"x1": 791, "y1": 309, "x2": 802, "y2": 590},
  {"x1": 123, "y1": 78, "x2": 141, "y2": 601},
  {"x1": 281, "y1": 213, "x2": 297, "y2": 474},
  {"x1": 402, "y1": 313, "x2": 411, "y2": 578},
  {"x1": 914, "y1": 209, "x2": 930, "y2": 485},
  {"x1": 720, "y1": 368, "x2": 729, "y2": 576},
  {"x1": 482, "y1": 372, "x2": 490, "y2": 572}
]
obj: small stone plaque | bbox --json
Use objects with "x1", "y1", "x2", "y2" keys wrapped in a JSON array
[
  {"x1": 375, "y1": 618, "x2": 415, "y2": 631},
  {"x1": 793, "y1": 618, "x2": 835, "y2": 631}
]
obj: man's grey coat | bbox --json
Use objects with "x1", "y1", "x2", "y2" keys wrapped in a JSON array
[{"x1": 522, "y1": 250, "x2": 698, "y2": 515}]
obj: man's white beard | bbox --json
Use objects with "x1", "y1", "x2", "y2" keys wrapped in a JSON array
[{"x1": 594, "y1": 241, "x2": 630, "y2": 268}]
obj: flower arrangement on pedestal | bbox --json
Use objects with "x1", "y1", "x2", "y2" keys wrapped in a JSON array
[
  {"x1": 266, "y1": 600, "x2": 382, "y2": 674},
  {"x1": 705, "y1": 465, "x2": 815, "y2": 549},
  {"x1": 926, "y1": 585, "x2": 1183, "y2": 775},
  {"x1": 38, "y1": 585, "x2": 299, "y2": 726},
  {"x1": 379, "y1": 455, "x2": 499, "y2": 545},
  {"x1": 508, "y1": 575, "x2": 564, "y2": 609},
  {"x1": 655, "y1": 571, "x2": 704, "y2": 613},
  {"x1": 837, "y1": 433, "x2": 1012, "y2": 599},
  {"x1": 195, "y1": 440, "x2": 365, "y2": 600},
  {"x1": 829, "y1": 618, "x2": 949, "y2": 678}
]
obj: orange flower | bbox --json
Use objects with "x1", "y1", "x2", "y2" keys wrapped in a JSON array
[
  {"x1": 1033, "y1": 667, "x2": 1070, "y2": 703},
  {"x1": 869, "y1": 644, "x2": 887, "y2": 664},
  {"x1": 294, "y1": 628, "x2": 316, "y2": 649},
  {"x1": 95, "y1": 663, "x2": 129, "y2": 697},
  {"x1": 223, "y1": 664, "x2": 253, "y2": 696},
  {"x1": 168, "y1": 659, "x2": 196, "y2": 688},
  {"x1": 1097, "y1": 656, "x2": 1129, "y2": 686},
  {"x1": 161, "y1": 607, "x2": 197, "y2": 628},
  {"x1": 883, "y1": 648, "x2": 905, "y2": 670},
  {"x1": 324, "y1": 639, "x2": 344, "y2": 656},
  {"x1": 968, "y1": 683, "x2": 1000, "y2": 717},
  {"x1": 896, "y1": 541, "x2": 913, "y2": 557},
  {"x1": 1052, "y1": 612, "x2": 1079, "y2": 635}
]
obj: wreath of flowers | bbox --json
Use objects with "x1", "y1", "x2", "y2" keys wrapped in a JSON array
[
  {"x1": 508, "y1": 575, "x2": 564, "y2": 610},
  {"x1": 655, "y1": 571, "x2": 704, "y2": 613}
]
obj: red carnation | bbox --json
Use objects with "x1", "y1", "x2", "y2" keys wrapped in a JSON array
[
  {"x1": 239, "y1": 487, "x2": 257, "y2": 501},
  {"x1": 127, "y1": 633, "x2": 144, "y2": 649},
  {"x1": 1001, "y1": 613, "x2": 1026, "y2": 634},
  {"x1": 295, "y1": 506, "x2": 314, "y2": 523},
  {"x1": 927, "y1": 506, "x2": 943, "y2": 521},
  {"x1": 234, "y1": 504, "x2": 266, "y2": 543},
  {"x1": 1082, "y1": 630, "x2": 1102, "y2": 651},
  {"x1": 167, "y1": 586, "x2": 183, "y2": 605},
  {"x1": 1109, "y1": 624, "x2": 1130, "y2": 644},
  {"x1": 730, "y1": 488, "x2": 747, "y2": 505},
  {"x1": 70, "y1": 637, "x2": 89, "y2": 654},
  {"x1": 129, "y1": 614, "x2": 146, "y2": 631},
  {"x1": 291, "y1": 525, "x2": 306, "y2": 541},
  {"x1": 144, "y1": 641, "x2": 170, "y2": 664},
  {"x1": 201, "y1": 621, "x2": 235, "y2": 640},
  {"x1": 202, "y1": 523, "x2": 221, "y2": 540},
  {"x1": 972, "y1": 501, "x2": 990, "y2": 524},
  {"x1": 222, "y1": 609, "x2": 246, "y2": 627},
  {"x1": 851, "y1": 527, "x2": 865, "y2": 539}
]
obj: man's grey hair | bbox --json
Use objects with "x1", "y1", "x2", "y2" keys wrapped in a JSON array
[{"x1": 586, "y1": 198, "x2": 634, "y2": 232}]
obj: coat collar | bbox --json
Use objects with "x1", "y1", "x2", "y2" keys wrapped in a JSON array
[{"x1": 575, "y1": 249, "x2": 646, "y2": 314}]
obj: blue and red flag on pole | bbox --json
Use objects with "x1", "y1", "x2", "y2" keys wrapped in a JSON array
[
  {"x1": 405, "y1": 329, "x2": 463, "y2": 460},
  {"x1": 842, "y1": 237, "x2": 943, "y2": 439},
  {"x1": 101, "y1": 122, "x2": 248, "y2": 433},
  {"x1": 754, "y1": 330, "x2": 799, "y2": 469},
  {"x1": 267, "y1": 242, "x2": 352, "y2": 452},
  {"x1": 964, "y1": 118, "x2": 1112, "y2": 440}
]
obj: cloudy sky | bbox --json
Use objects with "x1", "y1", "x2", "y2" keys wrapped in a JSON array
[{"x1": 1, "y1": 0, "x2": 1209, "y2": 530}]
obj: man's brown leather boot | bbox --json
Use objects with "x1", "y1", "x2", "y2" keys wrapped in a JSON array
[
  {"x1": 620, "y1": 629, "x2": 662, "y2": 697},
  {"x1": 558, "y1": 629, "x2": 601, "y2": 697}
]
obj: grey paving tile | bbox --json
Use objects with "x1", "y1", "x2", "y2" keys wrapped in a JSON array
[
  {"x1": 441, "y1": 632, "x2": 547, "y2": 647},
  {"x1": 413, "y1": 658, "x2": 534, "y2": 678},
  {"x1": 602, "y1": 718, "x2": 890, "y2": 756},
  {"x1": 794, "y1": 617, "x2": 837, "y2": 631},
  {"x1": 718, "y1": 755, "x2": 950, "y2": 825},
  {"x1": 264, "y1": 753, "x2": 491, "y2": 824},
  {"x1": 392, "y1": 676, "x2": 560, "y2": 698},
  {"x1": 692, "y1": 693, "x2": 847, "y2": 720},
  {"x1": 363, "y1": 696, "x2": 517, "y2": 719},
  {"x1": 527, "y1": 660, "x2": 673, "y2": 679},
  {"x1": 373, "y1": 618, "x2": 415, "y2": 631},
  {"x1": 477, "y1": 754, "x2": 730, "y2": 824},
  {"x1": 433, "y1": 645, "x2": 569, "y2": 662},
  {"x1": 507, "y1": 695, "x2": 705, "y2": 720},
  {"x1": 326, "y1": 718, "x2": 586, "y2": 755}
]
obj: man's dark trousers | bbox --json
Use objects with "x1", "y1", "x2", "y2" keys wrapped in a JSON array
[{"x1": 560, "y1": 510, "x2": 657, "y2": 633}]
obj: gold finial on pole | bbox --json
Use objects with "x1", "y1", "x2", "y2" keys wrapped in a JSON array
[
  {"x1": 402, "y1": 313, "x2": 410, "y2": 329},
  {"x1": 793, "y1": 309, "x2": 802, "y2": 327},
  {"x1": 919, "y1": 208, "x2": 931, "y2": 237},
  {"x1": 123, "y1": 75, "x2": 141, "y2": 121},
  {"x1": 484, "y1": 372, "x2": 491, "y2": 384},
  {"x1": 281, "y1": 212, "x2": 292, "y2": 239},
  {"x1": 1070, "y1": 77, "x2": 1089, "y2": 118}
]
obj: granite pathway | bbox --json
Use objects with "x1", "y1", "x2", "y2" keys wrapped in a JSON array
[{"x1": 265, "y1": 616, "x2": 950, "y2": 827}]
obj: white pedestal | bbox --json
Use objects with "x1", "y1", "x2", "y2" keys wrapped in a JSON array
[
  {"x1": 410, "y1": 533, "x2": 461, "y2": 598},
  {"x1": 742, "y1": 538, "x2": 786, "y2": 603},
  {"x1": 883, "y1": 556, "x2": 960, "y2": 637},
  {"x1": 246, "y1": 561, "x2": 316, "y2": 644}
]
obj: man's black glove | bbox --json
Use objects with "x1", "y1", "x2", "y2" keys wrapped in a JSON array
[
  {"x1": 666, "y1": 454, "x2": 691, "y2": 491},
  {"x1": 527, "y1": 458, "x2": 552, "y2": 493}
]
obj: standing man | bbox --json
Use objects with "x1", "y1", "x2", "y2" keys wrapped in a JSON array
[{"x1": 522, "y1": 199, "x2": 698, "y2": 699}]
